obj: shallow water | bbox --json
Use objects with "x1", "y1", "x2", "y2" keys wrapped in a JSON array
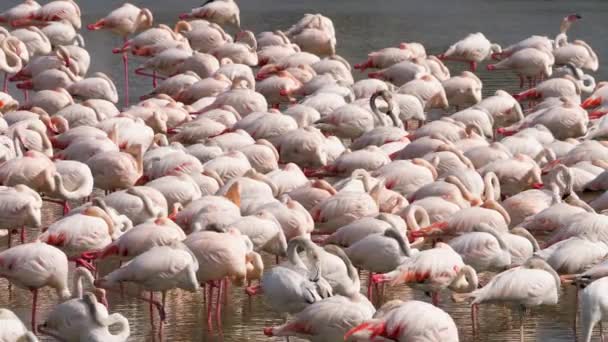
[{"x1": 2, "y1": 0, "x2": 608, "y2": 341}]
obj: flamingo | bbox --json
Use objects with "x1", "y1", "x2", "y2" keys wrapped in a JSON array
[
  {"x1": 245, "y1": 236, "x2": 332, "y2": 314},
  {"x1": 0, "y1": 36, "x2": 25, "y2": 92},
  {"x1": 184, "y1": 229, "x2": 263, "y2": 325},
  {"x1": 86, "y1": 144, "x2": 144, "y2": 191},
  {"x1": 10, "y1": 26, "x2": 51, "y2": 57},
  {"x1": 263, "y1": 245, "x2": 375, "y2": 341},
  {"x1": 448, "y1": 223, "x2": 512, "y2": 272},
  {"x1": 0, "y1": 241, "x2": 71, "y2": 332},
  {"x1": 179, "y1": 0, "x2": 241, "y2": 29},
  {"x1": 0, "y1": 308, "x2": 38, "y2": 342},
  {"x1": 354, "y1": 42, "x2": 426, "y2": 71},
  {"x1": 372, "y1": 242, "x2": 478, "y2": 305},
  {"x1": 95, "y1": 243, "x2": 199, "y2": 336},
  {"x1": 458, "y1": 257, "x2": 560, "y2": 342},
  {"x1": 487, "y1": 47, "x2": 554, "y2": 88},
  {"x1": 88, "y1": 3, "x2": 153, "y2": 106},
  {"x1": 439, "y1": 32, "x2": 501, "y2": 72},
  {"x1": 0, "y1": 0, "x2": 40, "y2": 25},
  {"x1": 0, "y1": 184, "x2": 41, "y2": 245},
  {"x1": 345, "y1": 300, "x2": 459, "y2": 341},
  {"x1": 38, "y1": 205, "x2": 117, "y2": 266},
  {"x1": 39, "y1": 292, "x2": 130, "y2": 342},
  {"x1": 95, "y1": 217, "x2": 185, "y2": 262},
  {"x1": 67, "y1": 72, "x2": 118, "y2": 103},
  {"x1": 46, "y1": 159, "x2": 94, "y2": 214}
]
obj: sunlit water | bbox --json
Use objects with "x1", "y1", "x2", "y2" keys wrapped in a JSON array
[{"x1": 2, "y1": 0, "x2": 608, "y2": 341}]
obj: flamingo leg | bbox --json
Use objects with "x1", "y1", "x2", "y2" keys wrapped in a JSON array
[
  {"x1": 367, "y1": 271, "x2": 374, "y2": 299},
  {"x1": 432, "y1": 292, "x2": 440, "y2": 306},
  {"x1": 469, "y1": 61, "x2": 477, "y2": 72},
  {"x1": 31, "y1": 289, "x2": 38, "y2": 333},
  {"x1": 519, "y1": 306, "x2": 526, "y2": 342},
  {"x1": 20, "y1": 226, "x2": 26, "y2": 244},
  {"x1": 574, "y1": 288, "x2": 578, "y2": 337},
  {"x1": 215, "y1": 279, "x2": 223, "y2": 323},
  {"x1": 207, "y1": 282, "x2": 214, "y2": 328},
  {"x1": 601, "y1": 321, "x2": 604, "y2": 342},
  {"x1": 63, "y1": 201, "x2": 70, "y2": 216},
  {"x1": 23, "y1": 89, "x2": 28, "y2": 102},
  {"x1": 471, "y1": 303, "x2": 478, "y2": 335},
  {"x1": 159, "y1": 291, "x2": 166, "y2": 340},
  {"x1": 202, "y1": 283, "x2": 207, "y2": 304},
  {"x1": 152, "y1": 71, "x2": 158, "y2": 88},
  {"x1": 122, "y1": 37, "x2": 129, "y2": 107},
  {"x1": 149, "y1": 292, "x2": 155, "y2": 327},
  {"x1": 2, "y1": 73, "x2": 7, "y2": 93},
  {"x1": 223, "y1": 278, "x2": 229, "y2": 304}
]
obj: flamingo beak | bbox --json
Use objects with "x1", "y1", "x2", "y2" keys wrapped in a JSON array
[
  {"x1": 582, "y1": 97, "x2": 601, "y2": 109},
  {"x1": 531, "y1": 183, "x2": 545, "y2": 189}
]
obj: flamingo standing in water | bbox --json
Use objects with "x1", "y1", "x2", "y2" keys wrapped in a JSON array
[
  {"x1": 88, "y1": 3, "x2": 154, "y2": 106},
  {"x1": 457, "y1": 257, "x2": 560, "y2": 341},
  {"x1": 439, "y1": 32, "x2": 501, "y2": 72},
  {"x1": 263, "y1": 245, "x2": 375, "y2": 341},
  {"x1": 95, "y1": 243, "x2": 199, "y2": 337},
  {"x1": 372, "y1": 242, "x2": 479, "y2": 306},
  {"x1": 0, "y1": 241, "x2": 71, "y2": 332}
]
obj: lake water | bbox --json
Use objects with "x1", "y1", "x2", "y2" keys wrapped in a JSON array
[{"x1": 1, "y1": 0, "x2": 607, "y2": 341}]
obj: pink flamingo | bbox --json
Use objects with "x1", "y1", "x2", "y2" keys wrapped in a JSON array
[
  {"x1": 87, "y1": 3, "x2": 153, "y2": 106},
  {"x1": 0, "y1": 241, "x2": 71, "y2": 332},
  {"x1": 345, "y1": 299, "x2": 459, "y2": 341},
  {"x1": 372, "y1": 242, "x2": 478, "y2": 306}
]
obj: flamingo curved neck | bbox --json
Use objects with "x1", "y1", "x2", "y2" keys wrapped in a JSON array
[
  {"x1": 450, "y1": 265, "x2": 478, "y2": 293},
  {"x1": 0, "y1": 39, "x2": 23, "y2": 73}
]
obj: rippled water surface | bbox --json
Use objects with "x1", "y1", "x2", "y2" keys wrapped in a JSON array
[{"x1": 2, "y1": 0, "x2": 608, "y2": 341}]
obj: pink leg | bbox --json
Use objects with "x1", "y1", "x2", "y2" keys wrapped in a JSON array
[
  {"x1": 63, "y1": 201, "x2": 70, "y2": 216},
  {"x1": 122, "y1": 37, "x2": 129, "y2": 107},
  {"x1": 431, "y1": 292, "x2": 440, "y2": 306},
  {"x1": 469, "y1": 61, "x2": 477, "y2": 72},
  {"x1": 149, "y1": 292, "x2": 155, "y2": 327},
  {"x1": 202, "y1": 283, "x2": 207, "y2": 304},
  {"x1": 2, "y1": 73, "x2": 8, "y2": 93},
  {"x1": 31, "y1": 289, "x2": 38, "y2": 333},
  {"x1": 471, "y1": 303, "x2": 478, "y2": 335},
  {"x1": 223, "y1": 279, "x2": 229, "y2": 305},
  {"x1": 519, "y1": 76, "x2": 524, "y2": 89},
  {"x1": 207, "y1": 283, "x2": 214, "y2": 328},
  {"x1": 152, "y1": 71, "x2": 158, "y2": 88},
  {"x1": 20, "y1": 226, "x2": 26, "y2": 244},
  {"x1": 215, "y1": 279, "x2": 223, "y2": 321},
  {"x1": 23, "y1": 89, "x2": 28, "y2": 102}
]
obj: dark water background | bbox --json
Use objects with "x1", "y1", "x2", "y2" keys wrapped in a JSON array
[{"x1": 2, "y1": 0, "x2": 608, "y2": 341}]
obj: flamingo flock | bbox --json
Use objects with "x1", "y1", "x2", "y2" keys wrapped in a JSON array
[{"x1": 0, "y1": 1, "x2": 607, "y2": 341}]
